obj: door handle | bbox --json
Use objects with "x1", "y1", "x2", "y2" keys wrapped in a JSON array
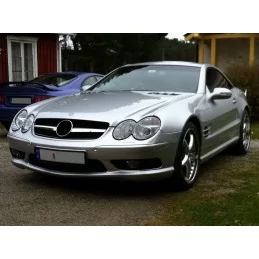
[{"x1": 232, "y1": 98, "x2": 237, "y2": 104}]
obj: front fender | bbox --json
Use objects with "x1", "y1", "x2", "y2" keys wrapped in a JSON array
[{"x1": 155, "y1": 94, "x2": 204, "y2": 133}]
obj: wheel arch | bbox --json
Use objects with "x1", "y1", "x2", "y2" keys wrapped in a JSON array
[
  {"x1": 186, "y1": 115, "x2": 202, "y2": 145},
  {"x1": 244, "y1": 105, "x2": 250, "y2": 115}
]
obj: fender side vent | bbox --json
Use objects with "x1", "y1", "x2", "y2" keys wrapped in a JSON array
[{"x1": 203, "y1": 126, "x2": 211, "y2": 138}]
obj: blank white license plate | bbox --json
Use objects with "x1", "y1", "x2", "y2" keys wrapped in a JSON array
[
  {"x1": 35, "y1": 148, "x2": 85, "y2": 164},
  {"x1": 11, "y1": 97, "x2": 31, "y2": 104}
]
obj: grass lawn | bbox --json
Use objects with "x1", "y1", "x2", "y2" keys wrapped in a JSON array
[
  {"x1": 252, "y1": 121, "x2": 259, "y2": 139},
  {"x1": 144, "y1": 143, "x2": 259, "y2": 226},
  {"x1": 144, "y1": 123, "x2": 259, "y2": 226}
]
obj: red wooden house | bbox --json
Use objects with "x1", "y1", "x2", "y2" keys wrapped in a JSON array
[{"x1": 0, "y1": 33, "x2": 62, "y2": 83}]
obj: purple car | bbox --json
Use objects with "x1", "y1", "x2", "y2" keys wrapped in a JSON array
[{"x1": 0, "y1": 71, "x2": 103, "y2": 131}]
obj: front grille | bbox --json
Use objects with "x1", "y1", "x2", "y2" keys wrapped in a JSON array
[
  {"x1": 29, "y1": 154, "x2": 107, "y2": 173},
  {"x1": 34, "y1": 118, "x2": 109, "y2": 139}
]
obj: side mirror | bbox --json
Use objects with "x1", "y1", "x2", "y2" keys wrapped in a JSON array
[
  {"x1": 81, "y1": 85, "x2": 92, "y2": 92},
  {"x1": 209, "y1": 87, "x2": 232, "y2": 100}
]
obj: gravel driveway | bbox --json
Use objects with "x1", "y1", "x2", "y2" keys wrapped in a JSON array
[
  {"x1": 0, "y1": 129, "x2": 173, "y2": 225},
  {"x1": 0, "y1": 129, "x2": 258, "y2": 225}
]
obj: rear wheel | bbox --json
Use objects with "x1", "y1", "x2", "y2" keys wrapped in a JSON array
[
  {"x1": 1, "y1": 122, "x2": 10, "y2": 131},
  {"x1": 172, "y1": 122, "x2": 200, "y2": 190},
  {"x1": 232, "y1": 110, "x2": 251, "y2": 155}
]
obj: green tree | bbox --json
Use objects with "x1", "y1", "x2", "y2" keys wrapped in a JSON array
[{"x1": 61, "y1": 33, "x2": 196, "y2": 73}]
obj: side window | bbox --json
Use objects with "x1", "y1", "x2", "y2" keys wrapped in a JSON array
[
  {"x1": 95, "y1": 76, "x2": 103, "y2": 81},
  {"x1": 206, "y1": 68, "x2": 232, "y2": 92},
  {"x1": 81, "y1": 76, "x2": 97, "y2": 88}
]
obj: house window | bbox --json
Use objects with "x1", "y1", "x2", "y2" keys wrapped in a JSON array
[{"x1": 7, "y1": 36, "x2": 38, "y2": 82}]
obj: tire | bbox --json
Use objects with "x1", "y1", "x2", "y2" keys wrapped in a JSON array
[
  {"x1": 172, "y1": 122, "x2": 200, "y2": 190},
  {"x1": 1, "y1": 122, "x2": 11, "y2": 131},
  {"x1": 232, "y1": 109, "x2": 251, "y2": 155}
]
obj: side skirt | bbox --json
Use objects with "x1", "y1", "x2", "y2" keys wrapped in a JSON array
[{"x1": 200, "y1": 136, "x2": 239, "y2": 164}]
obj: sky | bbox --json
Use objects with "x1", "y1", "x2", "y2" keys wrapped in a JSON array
[{"x1": 166, "y1": 33, "x2": 184, "y2": 39}]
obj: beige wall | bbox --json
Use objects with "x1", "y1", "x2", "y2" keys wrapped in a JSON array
[
  {"x1": 216, "y1": 38, "x2": 249, "y2": 72},
  {"x1": 201, "y1": 38, "x2": 259, "y2": 72},
  {"x1": 254, "y1": 38, "x2": 259, "y2": 65},
  {"x1": 204, "y1": 40, "x2": 211, "y2": 64},
  {"x1": 198, "y1": 36, "x2": 259, "y2": 72}
]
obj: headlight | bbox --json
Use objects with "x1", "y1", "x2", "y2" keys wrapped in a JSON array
[
  {"x1": 11, "y1": 109, "x2": 28, "y2": 131},
  {"x1": 133, "y1": 116, "x2": 161, "y2": 140},
  {"x1": 113, "y1": 116, "x2": 161, "y2": 140},
  {"x1": 113, "y1": 120, "x2": 136, "y2": 140},
  {"x1": 21, "y1": 114, "x2": 35, "y2": 133}
]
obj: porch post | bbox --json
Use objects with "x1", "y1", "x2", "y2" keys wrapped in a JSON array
[
  {"x1": 249, "y1": 36, "x2": 255, "y2": 66},
  {"x1": 198, "y1": 39, "x2": 204, "y2": 63},
  {"x1": 211, "y1": 38, "x2": 216, "y2": 65}
]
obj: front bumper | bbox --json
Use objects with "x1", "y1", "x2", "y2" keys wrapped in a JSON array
[
  {"x1": 11, "y1": 158, "x2": 174, "y2": 180},
  {"x1": 8, "y1": 131, "x2": 181, "y2": 180}
]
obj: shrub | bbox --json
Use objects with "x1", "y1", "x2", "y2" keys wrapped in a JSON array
[{"x1": 226, "y1": 65, "x2": 259, "y2": 119}]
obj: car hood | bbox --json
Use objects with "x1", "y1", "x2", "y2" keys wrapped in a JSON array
[{"x1": 33, "y1": 91, "x2": 194, "y2": 126}]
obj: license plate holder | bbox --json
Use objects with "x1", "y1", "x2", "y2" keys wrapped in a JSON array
[
  {"x1": 35, "y1": 148, "x2": 86, "y2": 164},
  {"x1": 11, "y1": 97, "x2": 32, "y2": 105}
]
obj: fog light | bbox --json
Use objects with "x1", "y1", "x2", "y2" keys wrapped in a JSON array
[
  {"x1": 111, "y1": 158, "x2": 162, "y2": 170},
  {"x1": 10, "y1": 148, "x2": 25, "y2": 159},
  {"x1": 126, "y1": 160, "x2": 140, "y2": 169}
]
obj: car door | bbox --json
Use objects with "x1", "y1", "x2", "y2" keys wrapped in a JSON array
[{"x1": 201, "y1": 67, "x2": 239, "y2": 154}]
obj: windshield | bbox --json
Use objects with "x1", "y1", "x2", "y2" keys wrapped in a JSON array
[
  {"x1": 91, "y1": 65, "x2": 201, "y2": 93},
  {"x1": 30, "y1": 73, "x2": 77, "y2": 87}
]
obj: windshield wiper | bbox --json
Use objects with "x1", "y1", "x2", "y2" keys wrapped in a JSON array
[{"x1": 147, "y1": 92, "x2": 179, "y2": 96}]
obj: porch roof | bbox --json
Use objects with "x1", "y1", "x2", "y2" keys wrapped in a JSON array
[{"x1": 184, "y1": 33, "x2": 259, "y2": 41}]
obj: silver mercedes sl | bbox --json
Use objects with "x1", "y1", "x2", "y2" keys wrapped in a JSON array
[{"x1": 7, "y1": 61, "x2": 251, "y2": 189}]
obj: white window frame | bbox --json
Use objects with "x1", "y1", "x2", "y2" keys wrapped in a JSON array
[
  {"x1": 57, "y1": 38, "x2": 62, "y2": 72},
  {"x1": 7, "y1": 35, "x2": 38, "y2": 81}
]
